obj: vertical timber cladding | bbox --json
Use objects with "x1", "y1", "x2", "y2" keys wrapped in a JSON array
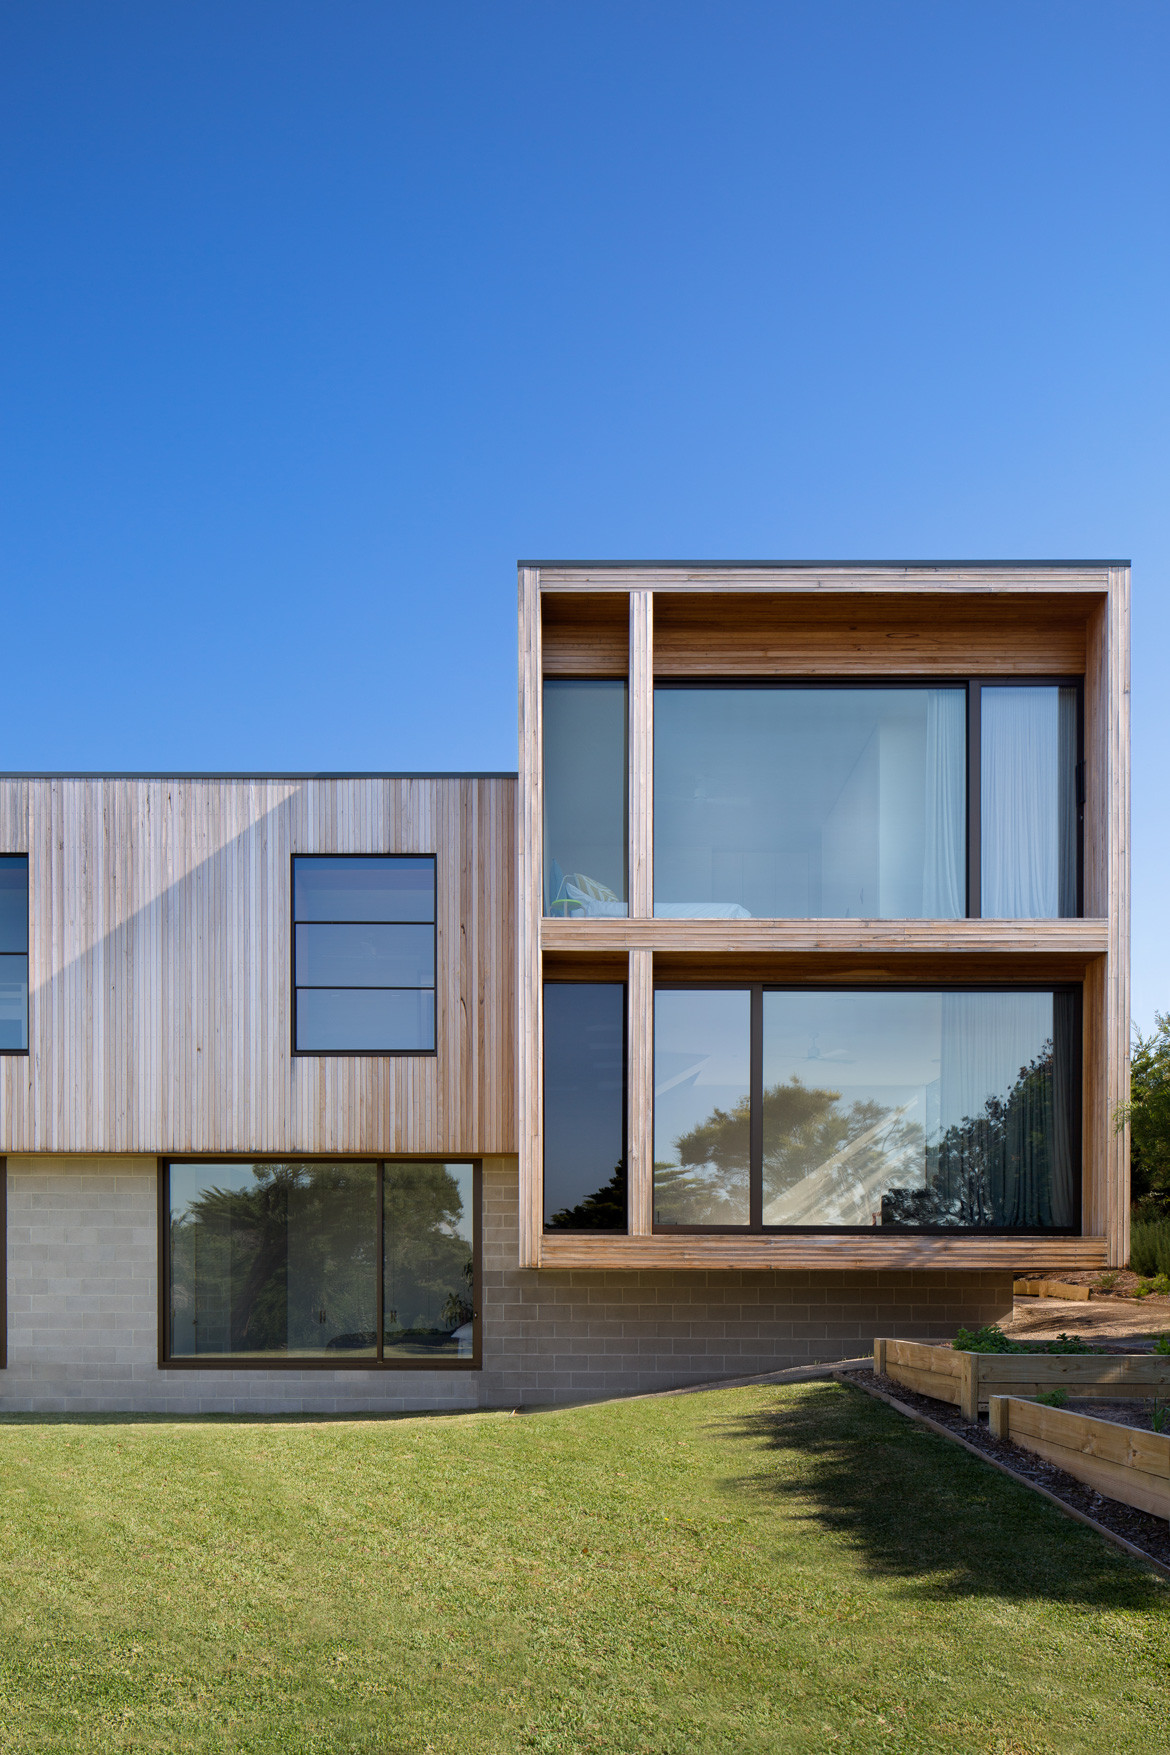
[
  {"x1": 526, "y1": 562, "x2": 1130, "y2": 1269},
  {"x1": 0, "y1": 775, "x2": 517, "y2": 1156}
]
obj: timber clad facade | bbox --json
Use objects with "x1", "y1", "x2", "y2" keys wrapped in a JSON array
[{"x1": 0, "y1": 561, "x2": 1131, "y2": 1412}]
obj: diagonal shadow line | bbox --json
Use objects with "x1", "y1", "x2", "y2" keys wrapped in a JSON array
[{"x1": 714, "y1": 1380, "x2": 1167, "y2": 1608}]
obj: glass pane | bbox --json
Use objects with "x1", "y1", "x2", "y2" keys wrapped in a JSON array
[
  {"x1": 543, "y1": 680, "x2": 628, "y2": 917},
  {"x1": 293, "y1": 856, "x2": 435, "y2": 923},
  {"x1": 0, "y1": 857, "x2": 28, "y2": 953},
  {"x1": 543, "y1": 983, "x2": 626, "y2": 1230},
  {"x1": 168, "y1": 1161, "x2": 378, "y2": 1356},
  {"x1": 982, "y1": 686, "x2": 1078, "y2": 918},
  {"x1": 296, "y1": 988, "x2": 435, "y2": 1052},
  {"x1": 654, "y1": 989, "x2": 751, "y2": 1226},
  {"x1": 761, "y1": 990, "x2": 1076, "y2": 1229},
  {"x1": 654, "y1": 686, "x2": 966, "y2": 920},
  {"x1": 295, "y1": 923, "x2": 434, "y2": 988},
  {"x1": 383, "y1": 1162, "x2": 475, "y2": 1359},
  {"x1": 0, "y1": 954, "x2": 27, "y2": 1050}
]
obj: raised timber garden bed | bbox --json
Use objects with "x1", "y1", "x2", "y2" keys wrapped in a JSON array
[
  {"x1": 989, "y1": 1395, "x2": 1170, "y2": 1520},
  {"x1": 874, "y1": 1337, "x2": 1170, "y2": 1421}
]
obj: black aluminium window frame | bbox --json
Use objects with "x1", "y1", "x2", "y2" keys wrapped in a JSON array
[
  {"x1": 652, "y1": 677, "x2": 1086, "y2": 920},
  {"x1": 540, "y1": 976, "x2": 629, "y2": 1233},
  {"x1": 0, "y1": 854, "x2": 30, "y2": 1057},
  {"x1": 290, "y1": 851, "x2": 439, "y2": 1058},
  {"x1": 157, "y1": 1156, "x2": 482, "y2": 1370},
  {"x1": 651, "y1": 981, "x2": 1084, "y2": 1237}
]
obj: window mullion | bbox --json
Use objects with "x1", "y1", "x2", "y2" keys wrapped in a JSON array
[
  {"x1": 967, "y1": 681, "x2": 982, "y2": 918},
  {"x1": 376, "y1": 1161, "x2": 385, "y2": 1362},
  {"x1": 750, "y1": 985, "x2": 763, "y2": 1230}
]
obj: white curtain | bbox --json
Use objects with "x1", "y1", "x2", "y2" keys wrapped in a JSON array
[
  {"x1": 981, "y1": 687, "x2": 1060, "y2": 918},
  {"x1": 922, "y1": 688, "x2": 965, "y2": 918}
]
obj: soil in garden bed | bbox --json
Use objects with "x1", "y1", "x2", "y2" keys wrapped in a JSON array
[
  {"x1": 844, "y1": 1367, "x2": 1170, "y2": 1571},
  {"x1": 1022, "y1": 1266, "x2": 1170, "y2": 1302}
]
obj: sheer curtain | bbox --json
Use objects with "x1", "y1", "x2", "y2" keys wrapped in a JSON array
[
  {"x1": 933, "y1": 991, "x2": 1074, "y2": 1228},
  {"x1": 922, "y1": 688, "x2": 965, "y2": 918},
  {"x1": 982, "y1": 686, "x2": 1077, "y2": 918}
]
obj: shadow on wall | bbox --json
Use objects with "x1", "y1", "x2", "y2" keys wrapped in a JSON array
[{"x1": 715, "y1": 1380, "x2": 1162, "y2": 1607}]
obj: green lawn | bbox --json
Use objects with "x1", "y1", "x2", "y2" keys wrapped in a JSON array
[{"x1": 0, "y1": 1381, "x2": 1167, "y2": 1754}]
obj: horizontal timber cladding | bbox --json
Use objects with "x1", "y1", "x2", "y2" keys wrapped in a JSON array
[
  {"x1": 0, "y1": 776, "x2": 517, "y2": 1155},
  {"x1": 651, "y1": 592, "x2": 1093, "y2": 677}
]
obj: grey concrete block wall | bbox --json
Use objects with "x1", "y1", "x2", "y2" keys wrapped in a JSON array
[
  {"x1": 477, "y1": 1156, "x2": 1014, "y2": 1406},
  {"x1": 3, "y1": 1157, "x2": 479, "y2": 1415},
  {"x1": 1, "y1": 1153, "x2": 1014, "y2": 1414}
]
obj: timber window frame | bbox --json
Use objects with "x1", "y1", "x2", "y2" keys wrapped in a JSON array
[
  {"x1": 157, "y1": 1156, "x2": 481, "y2": 1371},
  {"x1": 651, "y1": 677, "x2": 1084, "y2": 921},
  {"x1": 290, "y1": 853, "x2": 438, "y2": 1057},
  {"x1": 651, "y1": 982, "x2": 1083, "y2": 1236}
]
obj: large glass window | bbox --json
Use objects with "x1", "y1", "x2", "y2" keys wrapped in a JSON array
[
  {"x1": 653, "y1": 988, "x2": 751, "y2": 1226},
  {"x1": 293, "y1": 856, "x2": 436, "y2": 1053},
  {"x1": 164, "y1": 1159, "x2": 477, "y2": 1365},
  {"x1": 543, "y1": 680, "x2": 628, "y2": 917},
  {"x1": 0, "y1": 856, "x2": 27, "y2": 1052},
  {"x1": 543, "y1": 982, "x2": 627, "y2": 1229},
  {"x1": 652, "y1": 987, "x2": 1078, "y2": 1231},
  {"x1": 981, "y1": 685, "x2": 1079, "y2": 918},
  {"x1": 654, "y1": 686, "x2": 966, "y2": 920}
]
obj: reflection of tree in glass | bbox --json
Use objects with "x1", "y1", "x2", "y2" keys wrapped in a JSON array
[
  {"x1": 890, "y1": 1042, "x2": 1056, "y2": 1228},
  {"x1": 170, "y1": 1162, "x2": 376, "y2": 1353},
  {"x1": 657, "y1": 1078, "x2": 922, "y2": 1224},
  {"x1": 383, "y1": 1162, "x2": 474, "y2": 1340},
  {"x1": 546, "y1": 1160, "x2": 627, "y2": 1230}
]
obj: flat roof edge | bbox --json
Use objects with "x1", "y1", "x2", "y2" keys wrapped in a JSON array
[
  {"x1": 0, "y1": 771, "x2": 519, "y2": 783},
  {"x1": 519, "y1": 558, "x2": 1130, "y2": 569}
]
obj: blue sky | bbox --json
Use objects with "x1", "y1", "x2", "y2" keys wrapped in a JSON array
[{"x1": 1, "y1": 2, "x2": 1166, "y2": 1024}]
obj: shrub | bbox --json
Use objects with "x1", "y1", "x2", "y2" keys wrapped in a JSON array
[
  {"x1": 1035, "y1": 1388, "x2": 1068, "y2": 1408},
  {"x1": 1130, "y1": 1217, "x2": 1170, "y2": 1278},
  {"x1": 953, "y1": 1325, "x2": 1097, "y2": 1356}
]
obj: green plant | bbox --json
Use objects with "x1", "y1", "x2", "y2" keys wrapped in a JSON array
[
  {"x1": 1130, "y1": 1218, "x2": 1170, "y2": 1279},
  {"x1": 1117, "y1": 1013, "x2": 1170, "y2": 1207},
  {"x1": 1035, "y1": 1388, "x2": 1068, "y2": 1408},
  {"x1": 1094, "y1": 1269, "x2": 1119, "y2": 1293},
  {"x1": 953, "y1": 1325, "x2": 1098, "y2": 1356},
  {"x1": 1152, "y1": 1397, "x2": 1167, "y2": 1433},
  {"x1": 1154, "y1": 1333, "x2": 1170, "y2": 1356},
  {"x1": 1133, "y1": 1272, "x2": 1170, "y2": 1300}
]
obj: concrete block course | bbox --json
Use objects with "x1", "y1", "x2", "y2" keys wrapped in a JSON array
[{"x1": 0, "y1": 1151, "x2": 1014, "y2": 1413}]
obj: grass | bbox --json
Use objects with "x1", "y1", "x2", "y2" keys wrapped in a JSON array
[{"x1": 0, "y1": 1383, "x2": 1167, "y2": 1753}]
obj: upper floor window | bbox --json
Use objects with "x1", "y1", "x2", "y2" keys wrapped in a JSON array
[
  {"x1": 543, "y1": 679, "x2": 628, "y2": 918},
  {"x1": 292, "y1": 855, "x2": 436, "y2": 1054},
  {"x1": 0, "y1": 856, "x2": 28, "y2": 1052},
  {"x1": 980, "y1": 685, "x2": 1079, "y2": 918},
  {"x1": 652, "y1": 681, "x2": 1080, "y2": 921},
  {"x1": 656, "y1": 684, "x2": 967, "y2": 920}
]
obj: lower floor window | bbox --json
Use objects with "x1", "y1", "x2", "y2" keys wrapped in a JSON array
[
  {"x1": 163, "y1": 1158, "x2": 478, "y2": 1365},
  {"x1": 654, "y1": 987, "x2": 1079, "y2": 1232}
]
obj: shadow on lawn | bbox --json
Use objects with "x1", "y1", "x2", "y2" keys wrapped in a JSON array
[{"x1": 717, "y1": 1379, "x2": 1167, "y2": 1608}]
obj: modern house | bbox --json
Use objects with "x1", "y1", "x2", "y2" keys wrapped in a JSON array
[{"x1": 0, "y1": 559, "x2": 1130, "y2": 1412}]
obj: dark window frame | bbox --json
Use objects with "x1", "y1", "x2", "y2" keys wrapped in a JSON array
[
  {"x1": 157, "y1": 1155, "x2": 481, "y2": 1370},
  {"x1": 290, "y1": 852, "x2": 438, "y2": 1058},
  {"x1": 0, "y1": 854, "x2": 29, "y2": 1057},
  {"x1": 541, "y1": 977, "x2": 629, "y2": 1234},
  {"x1": 652, "y1": 677, "x2": 1085, "y2": 921},
  {"x1": 652, "y1": 981, "x2": 1083, "y2": 1237}
]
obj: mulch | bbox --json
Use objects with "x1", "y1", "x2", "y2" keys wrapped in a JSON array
[{"x1": 841, "y1": 1367, "x2": 1170, "y2": 1571}]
